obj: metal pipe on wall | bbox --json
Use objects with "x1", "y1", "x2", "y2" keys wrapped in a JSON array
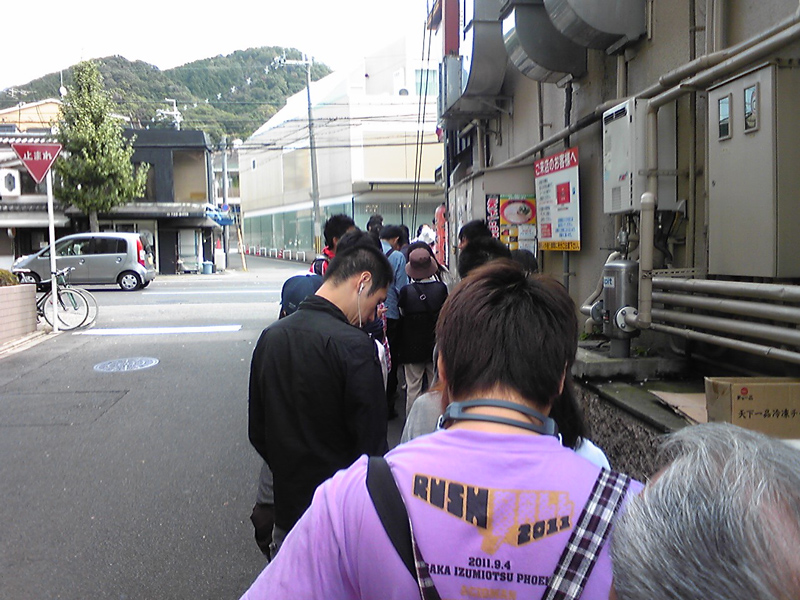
[
  {"x1": 492, "y1": 99, "x2": 622, "y2": 170},
  {"x1": 650, "y1": 322, "x2": 800, "y2": 366},
  {"x1": 651, "y1": 308, "x2": 800, "y2": 347},
  {"x1": 632, "y1": 12, "x2": 800, "y2": 332},
  {"x1": 653, "y1": 276, "x2": 800, "y2": 302},
  {"x1": 652, "y1": 291, "x2": 800, "y2": 324}
]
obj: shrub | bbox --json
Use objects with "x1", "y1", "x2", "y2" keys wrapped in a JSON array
[{"x1": 0, "y1": 269, "x2": 20, "y2": 287}]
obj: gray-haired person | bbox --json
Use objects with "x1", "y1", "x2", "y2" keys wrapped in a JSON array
[{"x1": 610, "y1": 422, "x2": 800, "y2": 600}]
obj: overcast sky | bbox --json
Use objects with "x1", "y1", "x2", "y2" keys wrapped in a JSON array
[{"x1": 2, "y1": 0, "x2": 433, "y2": 91}]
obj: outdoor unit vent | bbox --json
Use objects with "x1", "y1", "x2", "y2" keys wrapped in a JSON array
[
  {"x1": 439, "y1": 56, "x2": 464, "y2": 116},
  {"x1": 439, "y1": 0, "x2": 508, "y2": 131},
  {"x1": 501, "y1": 0, "x2": 586, "y2": 83},
  {"x1": 602, "y1": 99, "x2": 677, "y2": 214},
  {"x1": 460, "y1": 0, "x2": 507, "y2": 97},
  {"x1": 0, "y1": 168, "x2": 21, "y2": 198},
  {"x1": 543, "y1": 0, "x2": 646, "y2": 52}
]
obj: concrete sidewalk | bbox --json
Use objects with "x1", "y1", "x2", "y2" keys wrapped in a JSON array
[{"x1": 0, "y1": 323, "x2": 53, "y2": 360}]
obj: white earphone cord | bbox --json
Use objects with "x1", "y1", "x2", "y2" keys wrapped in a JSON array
[{"x1": 357, "y1": 286, "x2": 362, "y2": 329}]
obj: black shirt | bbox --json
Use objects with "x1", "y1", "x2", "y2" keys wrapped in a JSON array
[{"x1": 249, "y1": 294, "x2": 389, "y2": 531}]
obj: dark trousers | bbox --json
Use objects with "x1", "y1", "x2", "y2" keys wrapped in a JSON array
[{"x1": 386, "y1": 318, "x2": 401, "y2": 414}]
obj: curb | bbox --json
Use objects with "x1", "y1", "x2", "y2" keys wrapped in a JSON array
[{"x1": 0, "y1": 328, "x2": 54, "y2": 360}]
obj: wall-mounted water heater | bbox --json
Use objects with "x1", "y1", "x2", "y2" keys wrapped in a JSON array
[{"x1": 602, "y1": 98, "x2": 678, "y2": 214}]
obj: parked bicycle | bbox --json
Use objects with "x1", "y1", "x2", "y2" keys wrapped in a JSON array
[{"x1": 17, "y1": 266, "x2": 99, "y2": 331}]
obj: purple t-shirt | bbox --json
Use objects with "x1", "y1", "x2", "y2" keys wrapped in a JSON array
[{"x1": 241, "y1": 429, "x2": 643, "y2": 600}]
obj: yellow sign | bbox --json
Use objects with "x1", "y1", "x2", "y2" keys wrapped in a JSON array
[{"x1": 540, "y1": 241, "x2": 581, "y2": 251}]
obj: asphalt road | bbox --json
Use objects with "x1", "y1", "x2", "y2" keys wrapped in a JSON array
[{"x1": 0, "y1": 256, "x2": 403, "y2": 600}]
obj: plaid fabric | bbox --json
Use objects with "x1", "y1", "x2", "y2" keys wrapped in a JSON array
[
  {"x1": 410, "y1": 520, "x2": 442, "y2": 600},
  {"x1": 541, "y1": 469, "x2": 632, "y2": 600}
]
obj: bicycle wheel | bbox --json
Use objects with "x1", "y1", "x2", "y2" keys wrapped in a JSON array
[
  {"x1": 42, "y1": 288, "x2": 90, "y2": 331},
  {"x1": 74, "y1": 287, "x2": 99, "y2": 328}
]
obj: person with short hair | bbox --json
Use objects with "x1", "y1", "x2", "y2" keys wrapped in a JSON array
[
  {"x1": 240, "y1": 260, "x2": 642, "y2": 599},
  {"x1": 610, "y1": 422, "x2": 800, "y2": 600},
  {"x1": 248, "y1": 243, "x2": 393, "y2": 558},
  {"x1": 366, "y1": 214, "x2": 383, "y2": 246},
  {"x1": 510, "y1": 248, "x2": 539, "y2": 274},
  {"x1": 457, "y1": 219, "x2": 492, "y2": 250},
  {"x1": 457, "y1": 235, "x2": 512, "y2": 279},
  {"x1": 310, "y1": 214, "x2": 356, "y2": 276}
]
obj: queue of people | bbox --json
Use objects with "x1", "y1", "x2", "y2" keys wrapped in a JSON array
[{"x1": 243, "y1": 214, "x2": 800, "y2": 599}]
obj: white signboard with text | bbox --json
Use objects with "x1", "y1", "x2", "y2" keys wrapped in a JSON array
[{"x1": 534, "y1": 147, "x2": 581, "y2": 251}]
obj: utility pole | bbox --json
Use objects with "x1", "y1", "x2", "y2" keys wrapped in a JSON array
[
  {"x1": 221, "y1": 136, "x2": 229, "y2": 270},
  {"x1": 272, "y1": 53, "x2": 322, "y2": 254}
]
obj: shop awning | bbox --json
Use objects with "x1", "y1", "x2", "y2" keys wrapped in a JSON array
[
  {"x1": 64, "y1": 202, "x2": 209, "y2": 219},
  {"x1": 0, "y1": 212, "x2": 70, "y2": 227}
]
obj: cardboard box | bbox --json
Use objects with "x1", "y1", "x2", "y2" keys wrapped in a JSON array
[{"x1": 704, "y1": 377, "x2": 800, "y2": 439}]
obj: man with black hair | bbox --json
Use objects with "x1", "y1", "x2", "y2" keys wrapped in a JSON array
[
  {"x1": 310, "y1": 214, "x2": 356, "y2": 276},
  {"x1": 457, "y1": 235, "x2": 512, "y2": 279},
  {"x1": 248, "y1": 243, "x2": 393, "y2": 557},
  {"x1": 457, "y1": 219, "x2": 492, "y2": 250}
]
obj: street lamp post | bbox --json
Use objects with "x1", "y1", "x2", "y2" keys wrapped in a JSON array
[{"x1": 273, "y1": 53, "x2": 322, "y2": 255}]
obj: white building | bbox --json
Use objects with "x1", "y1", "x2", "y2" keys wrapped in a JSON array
[{"x1": 239, "y1": 35, "x2": 443, "y2": 258}]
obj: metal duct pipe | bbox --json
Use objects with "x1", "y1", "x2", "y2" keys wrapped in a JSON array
[
  {"x1": 650, "y1": 322, "x2": 800, "y2": 366},
  {"x1": 651, "y1": 308, "x2": 800, "y2": 347},
  {"x1": 653, "y1": 277, "x2": 800, "y2": 302},
  {"x1": 652, "y1": 291, "x2": 800, "y2": 324}
]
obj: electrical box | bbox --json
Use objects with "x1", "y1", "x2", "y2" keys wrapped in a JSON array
[
  {"x1": 0, "y1": 168, "x2": 21, "y2": 198},
  {"x1": 707, "y1": 62, "x2": 800, "y2": 278},
  {"x1": 602, "y1": 98, "x2": 677, "y2": 214}
]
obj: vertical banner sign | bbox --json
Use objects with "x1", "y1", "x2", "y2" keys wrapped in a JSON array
[
  {"x1": 499, "y1": 195, "x2": 536, "y2": 253},
  {"x1": 534, "y1": 147, "x2": 581, "y2": 251},
  {"x1": 485, "y1": 195, "x2": 501, "y2": 238}
]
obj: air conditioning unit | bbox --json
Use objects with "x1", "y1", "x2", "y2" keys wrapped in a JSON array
[
  {"x1": 602, "y1": 99, "x2": 677, "y2": 214},
  {"x1": 0, "y1": 169, "x2": 21, "y2": 198}
]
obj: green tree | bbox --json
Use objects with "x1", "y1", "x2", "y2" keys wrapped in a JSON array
[{"x1": 54, "y1": 61, "x2": 148, "y2": 232}]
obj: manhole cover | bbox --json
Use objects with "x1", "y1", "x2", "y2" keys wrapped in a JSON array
[{"x1": 94, "y1": 357, "x2": 160, "y2": 372}]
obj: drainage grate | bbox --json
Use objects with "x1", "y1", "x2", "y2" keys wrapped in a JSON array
[{"x1": 94, "y1": 357, "x2": 160, "y2": 373}]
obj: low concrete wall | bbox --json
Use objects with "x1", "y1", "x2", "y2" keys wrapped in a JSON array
[{"x1": 0, "y1": 284, "x2": 37, "y2": 346}]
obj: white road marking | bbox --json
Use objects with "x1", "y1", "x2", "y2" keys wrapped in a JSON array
[
  {"x1": 75, "y1": 325, "x2": 242, "y2": 336},
  {"x1": 143, "y1": 290, "x2": 275, "y2": 295}
]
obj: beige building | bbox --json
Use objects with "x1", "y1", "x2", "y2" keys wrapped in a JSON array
[
  {"x1": 239, "y1": 35, "x2": 444, "y2": 258},
  {"x1": 0, "y1": 98, "x2": 61, "y2": 133},
  {"x1": 435, "y1": 0, "x2": 800, "y2": 371}
]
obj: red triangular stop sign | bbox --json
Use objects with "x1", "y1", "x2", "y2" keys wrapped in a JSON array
[{"x1": 11, "y1": 143, "x2": 62, "y2": 184}]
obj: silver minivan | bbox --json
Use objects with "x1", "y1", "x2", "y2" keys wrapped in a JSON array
[{"x1": 13, "y1": 232, "x2": 156, "y2": 291}]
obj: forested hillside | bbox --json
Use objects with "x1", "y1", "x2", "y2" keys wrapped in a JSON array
[{"x1": 0, "y1": 48, "x2": 331, "y2": 143}]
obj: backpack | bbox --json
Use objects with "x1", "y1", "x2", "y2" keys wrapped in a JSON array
[{"x1": 310, "y1": 256, "x2": 328, "y2": 276}]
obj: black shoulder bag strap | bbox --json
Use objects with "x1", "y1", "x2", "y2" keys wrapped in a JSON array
[
  {"x1": 366, "y1": 456, "x2": 415, "y2": 578},
  {"x1": 412, "y1": 282, "x2": 433, "y2": 312}
]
